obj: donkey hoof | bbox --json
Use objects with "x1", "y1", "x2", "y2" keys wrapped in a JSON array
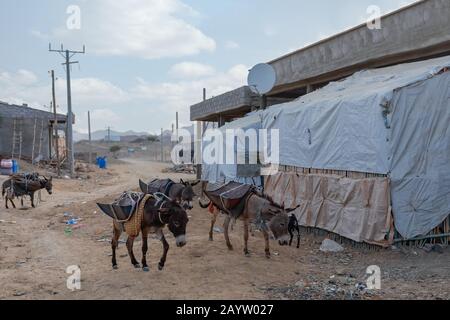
[
  {"x1": 134, "y1": 264, "x2": 141, "y2": 269},
  {"x1": 244, "y1": 251, "x2": 251, "y2": 258},
  {"x1": 227, "y1": 245, "x2": 234, "y2": 251},
  {"x1": 158, "y1": 263, "x2": 164, "y2": 271},
  {"x1": 209, "y1": 237, "x2": 213, "y2": 242},
  {"x1": 265, "y1": 253, "x2": 271, "y2": 259},
  {"x1": 142, "y1": 267, "x2": 150, "y2": 272},
  {"x1": 112, "y1": 265, "x2": 118, "y2": 270}
]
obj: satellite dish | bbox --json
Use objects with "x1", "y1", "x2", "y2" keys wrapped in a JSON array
[{"x1": 247, "y1": 63, "x2": 276, "y2": 95}]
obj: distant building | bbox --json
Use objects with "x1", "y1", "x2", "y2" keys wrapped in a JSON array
[
  {"x1": 105, "y1": 135, "x2": 121, "y2": 142},
  {"x1": 0, "y1": 101, "x2": 70, "y2": 161}
]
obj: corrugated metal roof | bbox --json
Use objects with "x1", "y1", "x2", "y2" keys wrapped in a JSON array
[{"x1": 0, "y1": 102, "x2": 67, "y2": 122}]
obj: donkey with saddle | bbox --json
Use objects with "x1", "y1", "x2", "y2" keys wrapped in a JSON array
[
  {"x1": 200, "y1": 182, "x2": 295, "y2": 258},
  {"x1": 97, "y1": 191, "x2": 189, "y2": 271},
  {"x1": 139, "y1": 178, "x2": 199, "y2": 210},
  {"x1": 2, "y1": 173, "x2": 53, "y2": 209}
]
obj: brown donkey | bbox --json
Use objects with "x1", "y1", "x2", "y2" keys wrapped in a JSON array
[
  {"x1": 98, "y1": 196, "x2": 189, "y2": 271},
  {"x1": 200, "y1": 190, "x2": 291, "y2": 259},
  {"x1": 139, "y1": 179, "x2": 199, "y2": 210},
  {"x1": 2, "y1": 176, "x2": 53, "y2": 209}
]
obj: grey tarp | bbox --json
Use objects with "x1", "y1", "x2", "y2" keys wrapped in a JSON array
[{"x1": 388, "y1": 71, "x2": 450, "y2": 238}]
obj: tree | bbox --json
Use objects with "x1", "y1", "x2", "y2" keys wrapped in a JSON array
[
  {"x1": 110, "y1": 145, "x2": 121, "y2": 158},
  {"x1": 147, "y1": 135, "x2": 159, "y2": 143}
]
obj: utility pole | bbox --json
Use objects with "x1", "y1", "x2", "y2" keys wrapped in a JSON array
[
  {"x1": 49, "y1": 43, "x2": 85, "y2": 177},
  {"x1": 196, "y1": 89, "x2": 206, "y2": 180},
  {"x1": 160, "y1": 128, "x2": 164, "y2": 162},
  {"x1": 50, "y1": 70, "x2": 61, "y2": 177},
  {"x1": 88, "y1": 111, "x2": 92, "y2": 164}
]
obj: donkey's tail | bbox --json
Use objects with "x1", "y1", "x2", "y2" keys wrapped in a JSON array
[{"x1": 198, "y1": 199, "x2": 211, "y2": 209}]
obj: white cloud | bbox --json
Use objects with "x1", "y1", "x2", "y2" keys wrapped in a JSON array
[
  {"x1": 169, "y1": 62, "x2": 216, "y2": 79},
  {"x1": 38, "y1": 0, "x2": 216, "y2": 60},
  {"x1": 224, "y1": 40, "x2": 240, "y2": 50},
  {"x1": 132, "y1": 64, "x2": 248, "y2": 127},
  {"x1": 0, "y1": 64, "x2": 248, "y2": 132}
]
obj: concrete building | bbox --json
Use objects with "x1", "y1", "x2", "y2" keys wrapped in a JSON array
[
  {"x1": 0, "y1": 101, "x2": 69, "y2": 162},
  {"x1": 191, "y1": 0, "x2": 450, "y2": 123}
]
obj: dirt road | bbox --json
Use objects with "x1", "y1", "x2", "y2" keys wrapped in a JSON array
[{"x1": 0, "y1": 159, "x2": 449, "y2": 300}]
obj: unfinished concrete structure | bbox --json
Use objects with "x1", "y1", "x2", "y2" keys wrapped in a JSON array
[
  {"x1": 191, "y1": 0, "x2": 450, "y2": 122},
  {"x1": 0, "y1": 101, "x2": 68, "y2": 162}
]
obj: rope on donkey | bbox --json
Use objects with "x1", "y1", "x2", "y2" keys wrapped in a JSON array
[{"x1": 123, "y1": 194, "x2": 153, "y2": 238}]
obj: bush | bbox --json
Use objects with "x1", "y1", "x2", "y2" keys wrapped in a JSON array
[{"x1": 109, "y1": 145, "x2": 121, "y2": 153}]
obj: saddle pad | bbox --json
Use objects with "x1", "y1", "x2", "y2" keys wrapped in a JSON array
[
  {"x1": 204, "y1": 182, "x2": 253, "y2": 218},
  {"x1": 98, "y1": 192, "x2": 145, "y2": 222},
  {"x1": 205, "y1": 182, "x2": 253, "y2": 201},
  {"x1": 144, "y1": 179, "x2": 174, "y2": 195}
]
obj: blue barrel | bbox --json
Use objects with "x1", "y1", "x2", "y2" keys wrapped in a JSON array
[
  {"x1": 97, "y1": 157, "x2": 107, "y2": 169},
  {"x1": 12, "y1": 160, "x2": 19, "y2": 173}
]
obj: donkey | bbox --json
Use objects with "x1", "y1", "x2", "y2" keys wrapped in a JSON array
[
  {"x1": 200, "y1": 191, "x2": 292, "y2": 259},
  {"x1": 140, "y1": 179, "x2": 200, "y2": 210},
  {"x1": 99, "y1": 197, "x2": 189, "y2": 271},
  {"x1": 2, "y1": 176, "x2": 53, "y2": 209}
]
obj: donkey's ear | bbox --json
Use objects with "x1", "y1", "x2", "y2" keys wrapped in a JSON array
[
  {"x1": 139, "y1": 179, "x2": 148, "y2": 193},
  {"x1": 180, "y1": 179, "x2": 187, "y2": 186},
  {"x1": 158, "y1": 208, "x2": 170, "y2": 214},
  {"x1": 190, "y1": 180, "x2": 200, "y2": 187}
]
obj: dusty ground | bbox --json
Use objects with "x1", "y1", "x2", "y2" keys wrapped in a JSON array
[{"x1": 0, "y1": 159, "x2": 449, "y2": 300}]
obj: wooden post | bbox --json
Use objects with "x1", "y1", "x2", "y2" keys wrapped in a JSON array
[
  {"x1": 161, "y1": 128, "x2": 164, "y2": 162},
  {"x1": 51, "y1": 70, "x2": 61, "y2": 177},
  {"x1": 31, "y1": 117, "x2": 37, "y2": 164},
  {"x1": 88, "y1": 111, "x2": 92, "y2": 165}
]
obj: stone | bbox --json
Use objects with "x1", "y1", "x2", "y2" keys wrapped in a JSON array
[{"x1": 320, "y1": 239, "x2": 345, "y2": 253}]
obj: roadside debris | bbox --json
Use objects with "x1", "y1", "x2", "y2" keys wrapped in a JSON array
[
  {"x1": 0, "y1": 220, "x2": 17, "y2": 224},
  {"x1": 422, "y1": 243, "x2": 446, "y2": 254},
  {"x1": 213, "y1": 226, "x2": 224, "y2": 233},
  {"x1": 162, "y1": 164, "x2": 196, "y2": 174},
  {"x1": 320, "y1": 239, "x2": 345, "y2": 253}
]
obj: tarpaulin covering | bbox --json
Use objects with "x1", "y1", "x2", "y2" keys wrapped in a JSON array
[
  {"x1": 202, "y1": 56, "x2": 450, "y2": 239},
  {"x1": 388, "y1": 71, "x2": 450, "y2": 238},
  {"x1": 264, "y1": 172, "x2": 393, "y2": 246}
]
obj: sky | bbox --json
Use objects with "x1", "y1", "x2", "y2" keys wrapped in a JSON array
[{"x1": 0, "y1": 0, "x2": 417, "y2": 134}]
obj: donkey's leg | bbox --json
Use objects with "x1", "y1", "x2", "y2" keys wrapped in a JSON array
[
  {"x1": 126, "y1": 236, "x2": 140, "y2": 268},
  {"x1": 296, "y1": 228, "x2": 301, "y2": 249},
  {"x1": 141, "y1": 228, "x2": 150, "y2": 272},
  {"x1": 289, "y1": 229, "x2": 294, "y2": 247},
  {"x1": 5, "y1": 197, "x2": 9, "y2": 209},
  {"x1": 30, "y1": 192, "x2": 35, "y2": 208},
  {"x1": 263, "y1": 229, "x2": 271, "y2": 259},
  {"x1": 209, "y1": 210, "x2": 218, "y2": 241},
  {"x1": 243, "y1": 219, "x2": 250, "y2": 257},
  {"x1": 224, "y1": 215, "x2": 233, "y2": 251},
  {"x1": 157, "y1": 229, "x2": 170, "y2": 271},
  {"x1": 9, "y1": 198, "x2": 16, "y2": 209},
  {"x1": 111, "y1": 224, "x2": 122, "y2": 269}
]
